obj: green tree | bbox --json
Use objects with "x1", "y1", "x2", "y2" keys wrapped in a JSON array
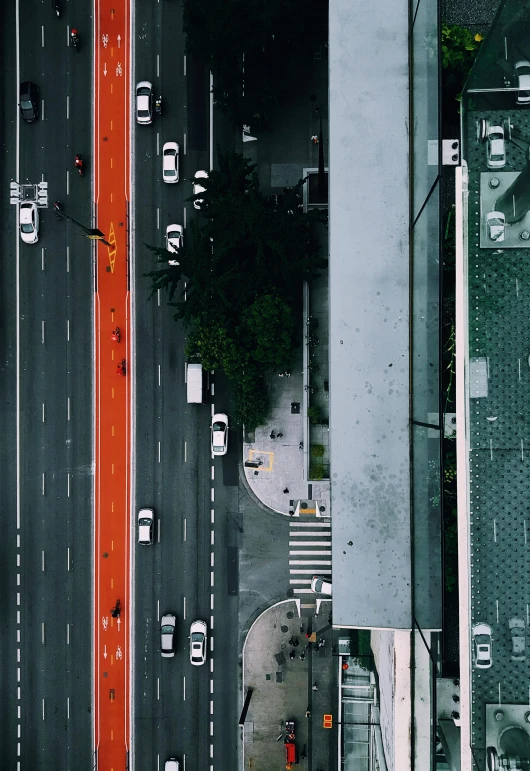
[{"x1": 241, "y1": 294, "x2": 294, "y2": 370}]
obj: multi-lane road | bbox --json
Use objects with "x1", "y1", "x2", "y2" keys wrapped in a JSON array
[{"x1": 0, "y1": 1, "x2": 239, "y2": 769}]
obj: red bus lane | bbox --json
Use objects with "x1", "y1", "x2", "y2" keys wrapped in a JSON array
[{"x1": 94, "y1": 0, "x2": 131, "y2": 767}]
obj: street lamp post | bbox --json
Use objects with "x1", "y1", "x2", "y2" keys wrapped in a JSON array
[{"x1": 53, "y1": 202, "x2": 111, "y2": 246}]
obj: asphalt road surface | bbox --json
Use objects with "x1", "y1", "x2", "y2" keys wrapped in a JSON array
[{"x1": 0, "y1": 0, "x2": 244, "y2": 767}]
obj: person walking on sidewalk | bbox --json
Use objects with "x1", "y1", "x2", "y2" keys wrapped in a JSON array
[{"x1": 312, "y1": 682, "x2": 318, "y2": 691}]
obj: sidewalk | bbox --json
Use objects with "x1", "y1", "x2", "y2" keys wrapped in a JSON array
[
  {"x1": 242, "y1": 356, "x2": 330, "y2": 516},
  {"x1": 242, "y1": 601, "x2": 335, "y2": 771}
]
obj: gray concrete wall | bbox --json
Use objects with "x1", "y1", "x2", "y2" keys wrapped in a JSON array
[{"x1": 329, "y1": 0, "x2": 411, "y2": 629}]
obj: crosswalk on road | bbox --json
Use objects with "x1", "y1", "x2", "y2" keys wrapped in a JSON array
[{"x1": 289, "y1": 519, "x2": 331, "y2": 595}]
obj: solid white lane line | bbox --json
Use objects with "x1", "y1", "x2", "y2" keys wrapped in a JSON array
[
  {"x1": 157, "y1": 207, "x2": 160, "y2": 230},
  {"x1": 158, "y1": 364, "x2": 161, "y2": 386},
  {"x1": 41, "y1": 622, "x2": 45, "y2": 644},
  {"x1": 66, "y1": 246, "x2": 70, "y2": 272},
  {"x1": 67, "y1": 397, "x2": 70, "y2": 421},
  {"x1": 42, "y1": 100, "x2": 45, "y2": 121},
  {"x1": 41, "y1": 320, "x2": 45, "y2": 343},
  {"x1": 158, "y1": 441, "x2": 161, "y2": 463},
  {"x1": 41, "y1": 248, "x2": 45, "y2": 270},
  {"x1": 183, "y1": 596, "x2": 186, "y2": 620},
  {"x1": 183, "y1": 54, "x2": 186, "y2": 76},
  {"x1": 67, "y1": 319, "x2": 70, "y2": 341},
  {"x1": 184, "y1": 133, "x2": 187, "y2": 155},
  {"x1": 41, "y1": 551, "x2": 45, "y2": 571}
]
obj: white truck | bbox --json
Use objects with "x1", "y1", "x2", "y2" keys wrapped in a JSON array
[{"x1": 186, "y1": 362, "x2": 203, "y2": 403}]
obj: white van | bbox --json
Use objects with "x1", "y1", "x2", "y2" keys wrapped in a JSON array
[{"x1": 186, "y1": 362, "x2": 203, "y2": 403}]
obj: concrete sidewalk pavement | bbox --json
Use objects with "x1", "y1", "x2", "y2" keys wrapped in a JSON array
[{"x1": 242, "y1": 600, "x2": 335, "y2": 771}]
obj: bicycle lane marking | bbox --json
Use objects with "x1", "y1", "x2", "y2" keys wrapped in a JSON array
[{"x1": 94, "y1": 0, "x2": 131, "y2": 767}]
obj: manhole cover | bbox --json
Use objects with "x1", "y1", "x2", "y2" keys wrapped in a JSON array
[
  {"x1": 281, "y1": 624, "x2": 289, "y2": 632},
  {"x1": 286, "y1": 612, "x2": 294, "y2": 620},
  {"x1": 300, "y1": 502, "x2": 308, "y2": 509}
]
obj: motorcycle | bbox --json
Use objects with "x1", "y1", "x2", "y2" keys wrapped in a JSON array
[
  {"x1": 155, "y1": 96, "x2": 162, "y2": 115},
  {"x1": 111, "y1": 327, "x2": 121, "y2": 343},
  {"x1": 71, "y1": 29, "x2": 80, "y2": 51},
  {"x1": 52, "y1": 0, "x2": 62, "y2": 17},
  {"x1": 74, "y1": 154, "x2": 84, "y2": 176}
]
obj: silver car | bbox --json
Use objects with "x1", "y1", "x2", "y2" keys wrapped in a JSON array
[
  {"x1": 486, "y1": 125, "x2": 505, "y2": 169},
  {"x1": 161, "y1": 614, "x2": 176, "y2": 658}
]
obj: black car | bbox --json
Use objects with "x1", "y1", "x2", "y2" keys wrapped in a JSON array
[{"x1": 20, "y1": 82, "x2": 39, "y2": 123}]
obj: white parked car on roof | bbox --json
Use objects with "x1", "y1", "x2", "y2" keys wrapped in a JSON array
[
  {"x1": 472, "y1": 623, "x2": 492, "y2": 669},
  {"x1": 486, "y1": 125, "x2": 505, "y2": 168},
  {"x1": 485, "y1": 211, "x2": 505, "y2": 242},
  {"x1": 515, "y1": 60, "x2": 530, "y2": 105}
]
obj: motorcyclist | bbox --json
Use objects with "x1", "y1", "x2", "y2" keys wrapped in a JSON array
[
  {"x1": 71, "y1": 28, "x2": 80, "y2": 46},
  {"x1": 75, "y1": 154, "x2": 83, "y2": 169},
  {"x1": 111, "y1": 328, "x2": 121, "y2": 342}
]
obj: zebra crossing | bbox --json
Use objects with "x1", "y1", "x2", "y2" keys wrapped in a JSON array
[{"x1": 289, "y1": 519, "x2": 331, "y2": 602}]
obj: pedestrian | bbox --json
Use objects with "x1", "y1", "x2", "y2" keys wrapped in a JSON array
[
  {"x1": 283, "y1": 487, "x2": 289, "y2": 494},
  {"x1": 270, "y1": 431, "x2": 275, "y2": 439},
  {"x1": 289, "y1": 510, "x2": 294, "y2": 517},
  {"x1": 289, "y1": 650, "x2": 296, "y2": 660},
  {"x1": 293, "y1": 638, "x2": 299, "y2": 647},
  {"x1": 305, "y1": 632, "x2": 310, "y2": 639},
  {"x1": 312, "y1": 682, "x2": 318, "y2": 691},
  {"x1": 284, "y1": 371, "x2": 291, "y2": 377},
  {"x1": 278, "y1": 372, "x2": 284, "y2": 377},
  {"x1": 315, "y1": 104, "x2": 320, "y2": 115},
  {"x1": 299, "y1": 441, "x2": 304, "y2": 450},
  {"x1": 289, "y1": 637, "x2": 295, "y2": 645},
  {"x1": 300, "y1": 651, "x2": 305, "y2": 661},
  {"x1": 277, "y1": 432, "x2": 283, "y2": 438}
]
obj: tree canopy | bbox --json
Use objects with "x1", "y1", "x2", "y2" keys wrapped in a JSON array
[{"x1": 146, "y1": 150, "x2": 327, "y2": 428}]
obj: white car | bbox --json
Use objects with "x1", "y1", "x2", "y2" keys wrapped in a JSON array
[
  {"x1": 485, "y1": 211, "x2": 505, "y2": 242},
  {"x1": 163, "y1": 142, "x2": 179, "y2": 183},
  {"x1": 20, "y1": 202, "x2": 39, "y2": 244},
  {"x1": 192, "y1": 170, "x2": 208, "y2": 209},
  {"x1": 165, "y1": 760, "x2": 180, "y2": 771},
  {"x1": 136, "y1": 81, "x2": 153, "y2": 124},
  {"x1": 515, "y1": 60, "x2": 530, "y2": 105},
  {"x1": 190, "y1": 620, "x2": 207, "y2": 666},
  {"x1": 160, "y1": 614, "x2": 176, "y2": 658},
  {"x1": 137, "y1": 508, "x2": 154, "y2": 545},
  {"x1": 472, "y1": 623, "x2": 492, "y2": 669},
  {"x1": 211, "y1": 413, "x2": 228, "y2": 456},
  {"x1": 311, "y1": 575, "x2": 332, "y2": 595},
  {"x1": 166, "y1": 224, "x2": 183, "y2": 266},
  {"x1": 486, "y1": 125, "x2": 505, "y2": 168}
]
